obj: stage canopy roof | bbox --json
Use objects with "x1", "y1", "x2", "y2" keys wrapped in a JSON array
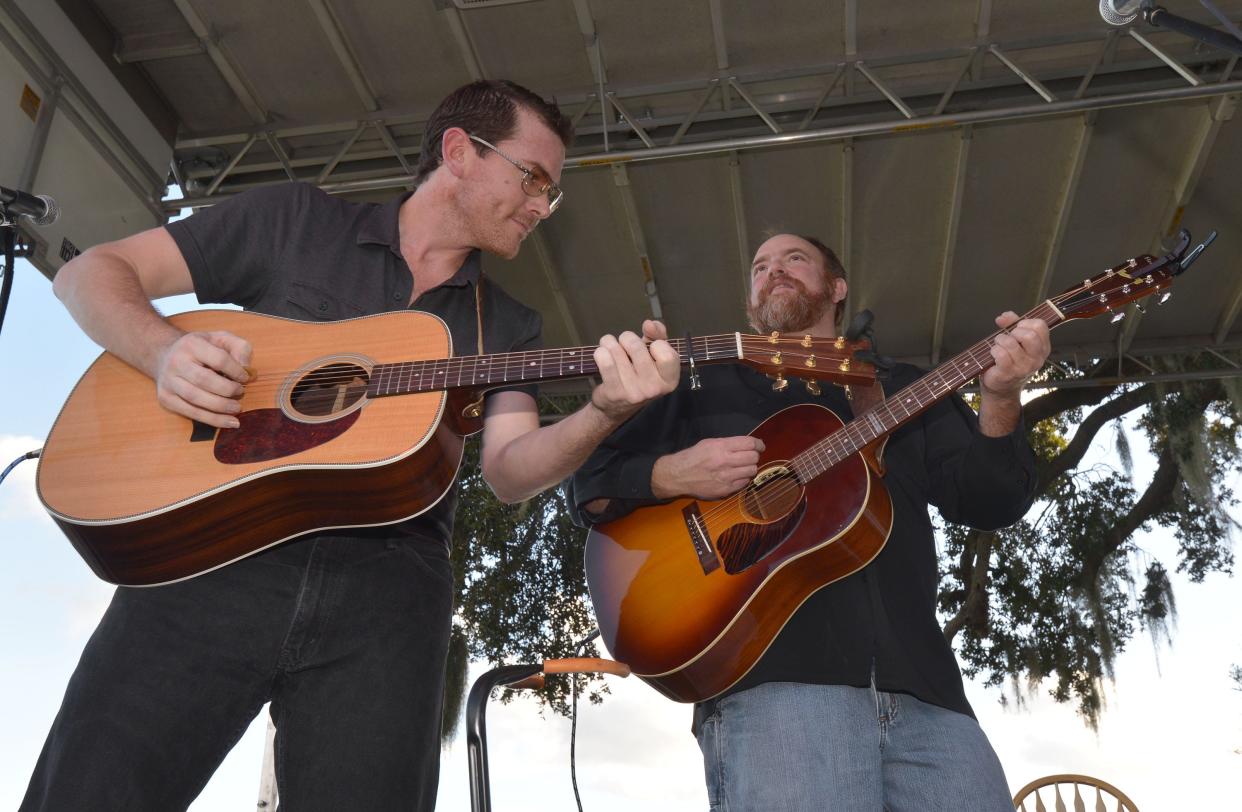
[{"x1": 12, "y1": 0, "x2": 1242, "y2": 391}]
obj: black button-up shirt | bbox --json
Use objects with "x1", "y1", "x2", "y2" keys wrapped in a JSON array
[
  {"x1": 570, "y1": 361, "x2": 1037, "y2": 726},
  {"x1": 167, "y1": 182, "x2": 542, "y2": 544}
]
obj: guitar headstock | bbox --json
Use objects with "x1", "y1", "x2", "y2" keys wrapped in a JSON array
[
  {"x1": 737, "y1": 333, "x2": 877, "y2": 387},
  {"x1": 1053, "y1": 230, "x2": 1198, "y2": 324}
]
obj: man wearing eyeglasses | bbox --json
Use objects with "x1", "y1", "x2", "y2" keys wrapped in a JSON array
[{"x1": 23, "y1": 80, "x2": 679, "y2": 812}]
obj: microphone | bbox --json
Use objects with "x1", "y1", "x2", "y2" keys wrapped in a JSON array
[
  {"x1": 0, "y1": 185, "x2": 59, "y2": 226},
  {"x1": 1100, "y1": 0, "x2": 1150, "y2": 25}
]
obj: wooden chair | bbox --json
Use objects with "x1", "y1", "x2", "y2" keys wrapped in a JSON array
[{"x1": 1013, "y1": 773, "x2": 1139, "y2": 812}]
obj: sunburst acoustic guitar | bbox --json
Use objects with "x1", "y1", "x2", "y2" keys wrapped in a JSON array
[
  {"x1": 37, "y1": 308, "x2": 875, "y2": 586},
  {"x1": 584, "y1": 233, "x2": 1204, "y2": 704}
]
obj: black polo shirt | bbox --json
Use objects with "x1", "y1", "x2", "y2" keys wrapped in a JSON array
[
  {"x1": 570, "y1": 362, "x2": 1037, "y2": 726},
  {"x1": 166, "y1": 181, "x2": 542, "y2": 545}
]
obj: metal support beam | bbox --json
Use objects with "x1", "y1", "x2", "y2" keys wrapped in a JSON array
[
  {"x1": 708, "y1": 0, "x2": 729, "y2": 71},
  {"x1": 727, "y1": 77, "x2": 781, "y2": 133},
  {"x1": 442, "y1": 6, "x2": 484, "y2": 81},
  {"x1": 373, "y1": 121, "x2": 415, "y2": 176},
  {"x1": 727, "y1": 152, "x2": 750, "y2": 308},
  {"x1": 0, "y1": 8, "x2": 163, "y2": 219},
  {"x1": 844, "y1": 0, "x2": 857, "y2": 96},
  {"x1": 1075, "y1": 30, "x2": 1117, "y2": 99},
  {"x1": 528, "y1": 230, "x2": 583, "y2": 346},
  {"x1": 799, "y1": 64, "x2": 846, "y2": 130},
  {"x1": 0, "y1": 0, "x2": 164, "y2": 192},
  {"x1": 571, "y1": 0, "x2": 606, "y2": 88},
  {"x1": 18, "y1": 75, "x2": 61, "y2": 192},
  {"x1": 855, "y1": 61, "x2": 916, "y2": 119},
  {"x1": 114, "y1": 31, "x2": 204, "y2": 64},
  {"x1": 169, "y1": 78, "x2": 1242, "y2": 211},
  {"x1": 1129, "y1": 29, "x2": 1202, "y2": 87},
  {"x1": 988, "y1": 44, "x2": 1057, "y2": 102},
  {"x1": 1125, "y1": 93, "x2": 1234, "y2": 351},
  {"x1": 606, "y1": 93, "x2": 654, "y2": 148},
  {"x1": 316, "y1": 123, "x2": 366, "y2": 184},
  {"x1": 206, "y1": 133, "x2": 258, "y2": 196},
  {"x1": 307, "y1": 0, "x2": 379, "y2": 112},
  {"x1": 931, "y1": 127, "x2": 971, "y2": 365},
  {"x1": 611, "y1": 165, "x2": 663, "y2": 320},
  {"x1": 171, "y1": 0, "x2": 267, "y2": 124},
  {"x1": 1031, "y1": 112, "x2": 1094, "y2": 309},
  {"x1": 935, "y1": 48, "x2": 977, "y2": 115},
  {"x1": 839, "y1": 138, "x2": 853, "y2": 328},
  {"x1": 972, "y1": 0, "x2": 992, "y2": 81},
  {"x1": 263, "y1": 132, "x2": 298, "y2": 182},
  {"x1": 671, "y1": 80, "x2": 720, "y2": 145}
]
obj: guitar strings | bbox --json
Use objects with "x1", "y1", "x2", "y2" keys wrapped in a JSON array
[
  {"x1": 697, "y1": 266, "x2": 1170, "y2": 526},
  {"x1": 201, "y1": 335, "x2": 864, "y2": 395},
  {"x1": 687, "y1": 284, "x2": 1122, "y2": 529}
]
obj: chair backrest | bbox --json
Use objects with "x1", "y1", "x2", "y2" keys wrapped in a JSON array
[{"x1": 1013, "y1": 774, "x2": 1139, "y2": 812}]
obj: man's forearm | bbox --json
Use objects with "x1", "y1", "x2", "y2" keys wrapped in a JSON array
[
  {"x1": 484, "y1": 400, "x2": 623, "y2": 503},
  {"x1": 977, "y1": 390, "x2": 1022, "y2": 437},
  {"x1": 54, "y1": 250, "x2": 181, "y2": 377}
]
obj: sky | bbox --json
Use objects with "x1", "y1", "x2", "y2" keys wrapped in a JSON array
[{"x1": 1, "y1": 249, "x2": 1240, "y2": 811}]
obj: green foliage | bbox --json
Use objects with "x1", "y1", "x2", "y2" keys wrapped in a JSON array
[
  {"x1": 444, "y1": 396, "x2": 604, "y2": 732},
  {"x1": 941, "y1": 352, "x2": 1241, "y2": 728}
]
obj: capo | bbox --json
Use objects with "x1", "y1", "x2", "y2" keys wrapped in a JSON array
[{"x1": 685, "y1": 330, "x2": 702, "y2": 390}]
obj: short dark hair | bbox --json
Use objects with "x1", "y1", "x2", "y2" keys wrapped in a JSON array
[{"x1": 414, "y1": 80, "x2": 573, "y2": 185}]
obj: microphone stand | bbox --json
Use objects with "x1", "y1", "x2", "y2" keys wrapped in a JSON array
[
  {"x1": 1143, "y1": 5, "x2": 1242, "y2": 57},
  {"x1": 0, "y1": 205, "x2": 35, "y2": 340}
]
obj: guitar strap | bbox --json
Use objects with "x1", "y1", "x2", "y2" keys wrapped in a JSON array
[{"x1": 461, "y1": 273, "x2": 487, "y2": 419}]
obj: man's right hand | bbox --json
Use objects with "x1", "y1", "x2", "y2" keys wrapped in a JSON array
[
  {"x1": 155, "y1": 330, "x2": 252, "y2": 428},
  {"x1": 652, "y1": 436, "x2": 766, "y2": 500}
]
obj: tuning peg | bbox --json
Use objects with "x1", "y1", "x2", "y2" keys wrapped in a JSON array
[
  {"x1": 805, "y1": 379, "x2": 821, "y2": 396},
  {"x1": 1110, "y1": 310, "x2": 1126, "y2": 323},
  {"x1": 771, "y1": 374, "x2": 789, "y2": 392},
  {"x1": 1158, "y1": 291, "x2": 1172, "y2": 305},
  {"x1": 1136, "y1": 303, "x2": 1147, "y2": 315}
]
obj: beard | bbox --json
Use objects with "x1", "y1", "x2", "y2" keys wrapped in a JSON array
[{"x1": 747, "y1": 277, "x2": 834, "y2": 334}]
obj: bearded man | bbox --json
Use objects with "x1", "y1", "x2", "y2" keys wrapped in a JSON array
[{"x1": 570, "y1": 233, "x2": 1051, "y2": 811}]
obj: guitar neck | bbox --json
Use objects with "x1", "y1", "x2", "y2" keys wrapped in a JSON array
[
  {"x1": 790, "y1": 300, "x2": 1064, "y2": 482},
  {"x1": 364, "y1": 334, "x2": 745, "y2": 397}
]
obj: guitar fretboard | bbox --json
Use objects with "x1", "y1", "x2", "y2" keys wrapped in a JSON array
[
  {"x1": 364, "y1": 334, "x2": 743, "y2": 397},
  {"x1": 789, "y1": 301, "x2": 1062, "y2": 484}
]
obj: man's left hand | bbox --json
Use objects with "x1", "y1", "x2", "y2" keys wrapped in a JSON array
[
  {"x1": 590, "y1": 320, "x2": 680, "y2": 421},
  {"x1": 980, "y1": 311, "x2": 1051, "y2": 399}
]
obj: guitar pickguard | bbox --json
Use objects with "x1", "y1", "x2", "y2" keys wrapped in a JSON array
[
  {"x1": 715, "y1": 497, "x2": 807, "y2": 574},
  {"x1": 213, "y1": 408, "x2": 360, "y2": 464}
]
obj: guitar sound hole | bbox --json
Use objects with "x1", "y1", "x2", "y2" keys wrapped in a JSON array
[
  {"x1": 718, "y1": 470, "x2": 806, "y2": 574},
  {"x1": 289, "y1": 362, "x2": 370, "y2": 418}
]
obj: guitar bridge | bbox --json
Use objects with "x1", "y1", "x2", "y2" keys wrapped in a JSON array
[{"x1": 682, "y1": 502, "x2": 720, "y2": 575}]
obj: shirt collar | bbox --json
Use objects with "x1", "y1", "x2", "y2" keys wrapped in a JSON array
[{"x1": 357, "y1": 191, "x2": 481, "y2": 287}]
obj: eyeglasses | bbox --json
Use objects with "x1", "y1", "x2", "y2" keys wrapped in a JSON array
[{"x1": 468, "y1": 134, "x2": 564, "y2": 214}]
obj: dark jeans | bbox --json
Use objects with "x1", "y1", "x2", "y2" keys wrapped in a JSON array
[{"x1": 20, "y1": 533, "x2": 454, "y2": 812}]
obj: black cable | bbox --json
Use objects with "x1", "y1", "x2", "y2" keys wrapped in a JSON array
[
  {"x1": 0, "y1": 448, "x2": 41, "y2": 486},
  {"x1": 0, "y1": 224, "x2": 16, "y2": 339},
  {"x1": 569, "y1": 628, "x2": 601, "y2": 812}
]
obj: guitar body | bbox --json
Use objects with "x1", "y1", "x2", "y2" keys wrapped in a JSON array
[
  {"x1": 37, "y1": 309, "x2": 469, "y2": 587},
  {"x1": 584, "y1": 404, "x2": 893, "y2": 703}
]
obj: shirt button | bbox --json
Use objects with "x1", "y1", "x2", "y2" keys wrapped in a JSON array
[
  {"x1": 318, "y1": 301, "x2": 328, "y2": 311},
  {"x1": 393, "y1": 292, "x2": 403, "y2": 301}
]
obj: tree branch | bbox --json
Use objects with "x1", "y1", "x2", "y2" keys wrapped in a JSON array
[
  {"x1": 944, "y1": 529, "x2": 996, "y2": 643},
  {"x1": 1081, "y1": 444, "x2": 1179, "y2": 588},
  {"x1": 1037, "y1": 384, "x2": 1156, "y2": 493}
]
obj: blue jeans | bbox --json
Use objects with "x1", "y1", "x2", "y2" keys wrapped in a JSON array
[
  {"x1": 696, "y1": 681, "x2": 1013, "y2": 812},
  {"x1": 20, "y1": 533, "x2": 453, "y2": 812}
]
